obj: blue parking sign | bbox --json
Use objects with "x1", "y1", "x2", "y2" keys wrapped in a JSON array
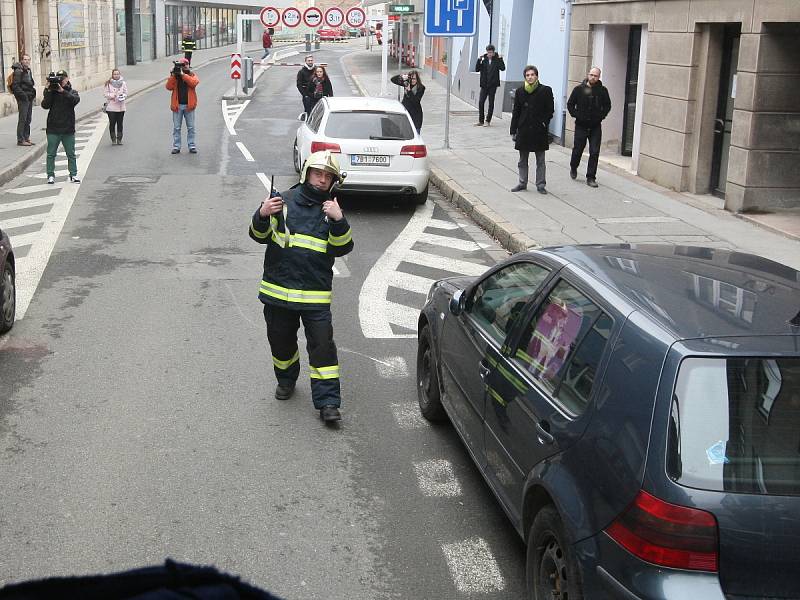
[{"x1": 424, "y1": 0, "x2": 477, "y2": 37}]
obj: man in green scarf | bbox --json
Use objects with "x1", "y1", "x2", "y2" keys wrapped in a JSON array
[{"x1": 509, "y1": 65, "x2": 554, "y2": 194}]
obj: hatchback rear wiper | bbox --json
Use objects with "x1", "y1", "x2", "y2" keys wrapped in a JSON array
[{"x1": 369, "y1": 135, "x2": 405, "y2": 140}]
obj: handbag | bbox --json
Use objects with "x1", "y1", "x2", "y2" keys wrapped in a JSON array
[{"x1": 101, "y1": 101, "x2": 107, "y2": 113}]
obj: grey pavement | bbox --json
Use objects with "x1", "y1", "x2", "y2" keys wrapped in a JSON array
[{"x1": 341, "y1": 49, "x2": 800, "y2": 270}]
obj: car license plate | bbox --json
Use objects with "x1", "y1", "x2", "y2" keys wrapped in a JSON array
[{"x1": 351, "y1": 154, "x2": 390, "y2": 166}]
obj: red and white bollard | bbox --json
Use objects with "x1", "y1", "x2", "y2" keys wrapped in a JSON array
[{"x1": 410, "y1": 45, "x2": 416, "y2": 67}]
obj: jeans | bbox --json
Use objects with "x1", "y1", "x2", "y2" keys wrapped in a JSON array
[
  {"x1": 262, "y1": 47, "x2": 271, "y2": 59},
  {"x1": 518, "y1": 150, "x2": 546, "y2": 188},
  {"x1": 46, "y1": 133, "x2": 77, "y2": 177},
  {"x1": 302, "y1": 95, "x2": 313, "y2": 114},
  {"x1": 478, "y1": 86, "x2": 498, "y2": 124},
  {"x1": 107, "y1": 111, "x2": 124, "y2": 140},
  {"x1": 571, "y1": 122, "x2": 603, "y2": 180},
  {"x1": 172, "y1": 105, "x2": 196, "y2": 149},
  {"x1": 16, "y1": 97, "x2": 32, "y2": 142}
]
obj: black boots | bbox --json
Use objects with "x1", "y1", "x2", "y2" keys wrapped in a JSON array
[
  {"x1": 275, "y1": 382, "x2": 295, "y2": 401},
  {"x1": 117, "y1": 135, "x2": 123, "y2": 146},
  {"x1": 110, "y1": 134, "x2": 123, "y2": 145},
  {"x1": 319, "y1": 405, "x2": 341, "y2": 422}
]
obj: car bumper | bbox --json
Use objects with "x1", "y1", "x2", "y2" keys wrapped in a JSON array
[{"x1": 339, "y1": 169, "x2": 429, "y2": 196}]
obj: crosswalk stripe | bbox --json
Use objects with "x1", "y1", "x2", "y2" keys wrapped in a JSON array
[
  {"x1": 5, "y1": 182, "x2": 65, "y2": 195},
  {"x1": 427, "y1": 218, "x2": 460, "y2": 230},
  {"x1": 403, "y1": 249, "x2": 488, "y2": 276},
  {"x1": 0, "y1": 211, "x2": 55, "y2": 229},
  {"x1": 33, "y1": 170, "x2": 69, "y2": 178},
  {"x1": 387, "y1": 270, "x2": 437, "y2": 295},
  {"x1": 416, "y1": 231, "x2": 490, "y2": 252},
  {"x1": 0, "y1": 196, "x2": 61, "y2": 211},
  {"x1": 381, "y1": 301, "x2": 419, "y2": 332},
  {"x1": 5, "y1": 230, "x2": 40, "y2": 247}
]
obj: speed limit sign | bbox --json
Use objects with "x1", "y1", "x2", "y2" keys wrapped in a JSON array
[
  {"x1": 259, "y1": 6, "x2": 279, "y2": 28},
  {"x1": 282, "y1": 7, "x2": 301, "y2": 27},
  {"x1": 345, "y1": 7, "x2": 366, "y2": 28},
  {"x1": 324, "y1": 7, "x2": 344, "y2": 28}
]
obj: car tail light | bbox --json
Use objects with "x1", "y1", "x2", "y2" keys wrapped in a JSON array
[
  {"x1": 310, "y1": 141, "x2": 341, "y2": 153},
  {"x1": 605, "y1": 490, "x2": 718, "y2": 571},
  {"x1": 400, "y1": 145, "x2": 427, "y2": 158}
]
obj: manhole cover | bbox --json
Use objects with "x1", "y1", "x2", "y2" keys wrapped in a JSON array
[{"x1": 107, "y1": 175, "x2": 160, "y2": 184}]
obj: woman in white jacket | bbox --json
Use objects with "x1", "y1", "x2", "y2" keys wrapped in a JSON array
[{"x1": 104, "y1": 69, "x2": 128, "y2": 145}]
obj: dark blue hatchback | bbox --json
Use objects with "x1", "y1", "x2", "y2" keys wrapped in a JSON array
[{"x1": 416, "y1": 244, "x2": 800, "y2": 599}]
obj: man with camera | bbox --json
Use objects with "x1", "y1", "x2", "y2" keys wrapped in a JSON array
[
  {"x1": 41, "y1": 70, "x2": 81, "y2": 184},
  {"x1": 166, "y1": 57, "x2": 200, "y2": 154}
]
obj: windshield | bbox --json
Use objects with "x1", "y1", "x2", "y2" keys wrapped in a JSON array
[
  {"x1": 324, "y1": 111, "x2": 414, "y2": 141},
  {"x1": 668, "y1": 357, "x2": 800, "y2": 497}
]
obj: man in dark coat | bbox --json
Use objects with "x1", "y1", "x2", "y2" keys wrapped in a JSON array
[
  {"x1": 509, "y1": 65, "x2": 554, "y2": 194},
  {"x1": 41, "y1": 70, "x2": 81, "y2": 184},
  {"x1": 11, "y1": 54, "x2": 36, "y2": 146},
  {"x1": 474, "y1": 44, "x2": 505, "y2": 126},
  {"x1": 296, "y1": 55, "x2": 316, "y2": 114},
  {"x1": 567, "y1": 66, "x2": 612, "y2": 187}
]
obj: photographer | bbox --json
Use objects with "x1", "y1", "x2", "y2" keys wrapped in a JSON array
[
  {"x1": 165, "y1": 57, "x2": 199, "y2": 154},
  {"x1": 41, "y1": 70, "x2": 81, "y2": 184},
  {"x1": 390, "y1": 70, "x2": 425, "y2": 132}
]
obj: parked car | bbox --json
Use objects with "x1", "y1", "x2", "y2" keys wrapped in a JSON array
[
  {"x1": 317, "y1": 27, "x2": 346, "y2": 41},
  {"x1": 416, "y1": 244, "x2": 800, "y2": 599},
  {"x1": 0, "y1": 227, "x2": 16, "y2": 334},
  {"x1": 294, "y1": 96, "x2": 429, "y2": 204}
]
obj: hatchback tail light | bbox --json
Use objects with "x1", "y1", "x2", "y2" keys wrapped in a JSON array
[
  {"x1": 605, "y1": 490, "x2": 718, "y2": 571},
  {"x1": 400, "y1": 145, "x2": 427, "y2": 158},
  {"x1": 310, "y1": 141, "x2": 341, "y2": 153}
]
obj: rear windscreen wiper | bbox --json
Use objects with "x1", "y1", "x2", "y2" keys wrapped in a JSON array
[{"x1": 369, "y1": 135, "x2": 405, "y2": 140}]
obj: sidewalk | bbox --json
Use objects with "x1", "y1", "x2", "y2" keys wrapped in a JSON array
[{"x1": 343, "y1": 49, "x2": 800, "y2": 269}]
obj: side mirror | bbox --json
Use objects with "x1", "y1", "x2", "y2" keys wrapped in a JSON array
[
  {"x1": 298, "y1": 112, "x2": 307, "y2": 122},
  {"x1": 449, "y1": 289, "x2": 465, "y2": 316}
]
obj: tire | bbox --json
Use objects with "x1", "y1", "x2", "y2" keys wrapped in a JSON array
[
  {"x1": 413, "y1": 185, "x2": 429, "y2": 205},
  {"x1": 527, "y1": 506, "x2": 583, "y2": 600},
  {"x1": 0, "y1": 260, "x2": 16, "y2": 334},
  {"x1": 416, "y1": 325, "x2": 447, "y2": 422},
  {"x1": 293, "y1": 140, "x2": 301, "y2": 174}
]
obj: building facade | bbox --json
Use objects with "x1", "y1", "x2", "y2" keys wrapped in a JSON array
[{"x1": 569, "y1": 0, "x2": 800, "y2": 212}]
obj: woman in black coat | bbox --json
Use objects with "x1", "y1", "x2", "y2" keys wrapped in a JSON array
[
  {"x1": 391, "y1": 70, "x2": 425, "y2": 132},
  {"x1": 306, "y1": 66, "x2": 333, "y2": 112},
  {"x1": 509, "y1": 65, "x2": 554, "y2": 194}
]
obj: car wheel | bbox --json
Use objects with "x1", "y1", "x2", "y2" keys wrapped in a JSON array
[
  {"x1": 527, "y1": 506, "x2": 583, "y2": 600},
  {"x1": 293, "y1": 141, "x2": 301, "y2": 174},
  {"x1": 0, "y1": 260, "x2": 16, "y2": 334},
  {"x1": 417, "y1": 325, "x2": 447, "y2": 422},
  {"x1": 413, "y1": 185, "x2": 429, "y2": 205}
]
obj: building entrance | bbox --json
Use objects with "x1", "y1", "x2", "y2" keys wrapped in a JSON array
[{"x1": 710, "y1": 25, "x2": 740, "y2": 198}]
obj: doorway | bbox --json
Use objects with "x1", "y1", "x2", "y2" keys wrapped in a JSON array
[
  {"x1": 621, "y1": 25, "x2": 642, "y2": 157},
  {"x1": 710, "y1": 25, "x2": 740, "y2": 198}
]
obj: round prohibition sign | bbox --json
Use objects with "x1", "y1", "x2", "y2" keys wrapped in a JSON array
[
  {"x1": 259, "y1": 6, "x2": 279, "y2": 28},
  {"x1": 345, "y1": 7, "x2": 366, "y2": 28},
  {"x1": 282, "y1": 7, "x2": 301, "y2": 27},
  {"x1": 324, "y1": 7, "x2": 345, "y2": 28},
  {"x1": 303, "y1": 7, "x2": 322, "y2": 28}
]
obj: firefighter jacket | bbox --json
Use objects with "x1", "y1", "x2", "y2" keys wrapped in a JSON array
[
  {"x1": 249, "y1": 182, "x2": 353, "y2": 310},
  {"x1": 181, "y1": 39, "x2": 197, "y2": 53}
]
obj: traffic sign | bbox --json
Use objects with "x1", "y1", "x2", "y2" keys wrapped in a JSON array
[
  {"x1": 345, "y1": 7, "x2": 366, "y2": 28},
  {"x1": 282, "y1": 7, "x2": 301, "y2": 27},
  {"x1": 324, "y1": 7, "x2": 345, "y2": 28},
  {"x1": 259, "y1": 6, "x2": 279, "y2": 28},
  {"x1": 230, "y1": 53, "x2": 242, "y2": 79},
  {"x1": 389, "y1": 4, "x2": 413, "y2": 13},
  {"x1": 424, "y1": 0, "x2": 477, "y2": 36},
  {"x1": 303, "y1": 6, "x2": 322, "y2": 28}
]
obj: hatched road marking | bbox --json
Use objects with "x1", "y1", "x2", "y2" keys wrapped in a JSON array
[
  {"x1": 413, "y1": 459, "x2": 462, "y2": 497},
  {"x1": 390, "y1": 403, "x2": 429, "y2": 430},
  {"x1": 442, "y1": 538, "x2": 506, "y2": 593}
]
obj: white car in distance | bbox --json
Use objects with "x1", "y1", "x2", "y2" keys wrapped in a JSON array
[{"x1": 294, "y1": 97, "x2": 430, "y2": 205}]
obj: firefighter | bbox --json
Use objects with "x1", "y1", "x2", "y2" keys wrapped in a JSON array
[
  {"x1": 249, "y1": 151, "x2": 353, "y2": 423},
  {"x1": 181, "y1": 34, "x2": 197, "y2": 64}
]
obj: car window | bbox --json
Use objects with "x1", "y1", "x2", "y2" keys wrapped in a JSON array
[
  {"x1": 324, "y1": 111, "x2": 414, "y2": 140},
  {"x1": 466, "y1": 262, "x2": 551, "y2": 345},
  {"x1": 307, "y1": 102, "x2": 325, "y2": 133},
  {"x1": 512, "y1": 280, "x2": 611, "y2": 414},
  {"x1": 667, "y1": 357, "x2": 800, "y2": 497}
]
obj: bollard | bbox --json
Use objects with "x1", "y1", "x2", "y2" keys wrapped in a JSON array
[
  {"x1": 315, "y1": 35, "x2": 320, "y2": 50},
  {"x1": 305, "y1": 33, "x2": 311, "y2": 52},
  {"x1": 242, "y1": 56, "x2": 254, "y2": 93}
]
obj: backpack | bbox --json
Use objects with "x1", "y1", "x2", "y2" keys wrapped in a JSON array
[{"x1": 5, "y1": 70, "x2": 14, "y2": 93}]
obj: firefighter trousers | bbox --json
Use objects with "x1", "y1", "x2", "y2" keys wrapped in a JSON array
[{"x1": 263, "y1": 304, "x2": 341, "y2": 409}]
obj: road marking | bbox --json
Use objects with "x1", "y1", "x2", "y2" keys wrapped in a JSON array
[
  {"x1": 428, "y1": 218, "x2": 460, "y2": 230},
  {"x1": 388, "y1": 270, "x2": 437, "y2": 296},
  {"x1": 402, "y1": 249, "x2": 488, "y2": 276},
  {"x1": 442, "y1": 538, "x2": 506, "y2": 593},
  {"x1": 0, "y1": 211, "x2": 55, "y2": 229},
  {"x1": 221, "y1": 99, "x2": 250, "y2": 135},
  {"x1": 417, "y1": 231, "x2": 491, "y2": 252},
  {"x1": 376, "y1": 356, "x2": 408, "y2": 378},
  {"x1": 390, "y1": 403, "x2": 429, "y2": 430},
  {"x1": 236, "y1": 142, "x2": 255, "y2": 162},
  {"x1": 597, "y1": 216, "x2": 678, "y2": 224},
  {"x1": 414, "y1": 459, "x2": 462, "y2": 497}
]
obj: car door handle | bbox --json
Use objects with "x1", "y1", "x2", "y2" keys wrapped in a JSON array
[
  {"x1": 478, "y1": 362, "x2": 490, "y2": 381},
  {"x1": 535, "y1": 421, "x2": 554, "y2": 445}
]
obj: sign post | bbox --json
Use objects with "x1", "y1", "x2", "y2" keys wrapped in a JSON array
[{"x1": 380, "y1": 16, "x2": 388, "y2": 96}]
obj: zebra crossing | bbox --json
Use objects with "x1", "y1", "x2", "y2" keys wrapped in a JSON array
[
  {"x1": 0, "y1": 117, "x2": 106, "y2": 320},
  {"x1": 359, "y1": 199, "x2": 497, "y2": 339}
]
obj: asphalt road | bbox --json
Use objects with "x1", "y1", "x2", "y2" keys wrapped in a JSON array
[{"x1": 0, "y1": 44, "x2": 527, "y2": 598}]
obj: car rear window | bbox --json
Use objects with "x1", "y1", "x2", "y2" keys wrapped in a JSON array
[
  {"x1": 667, "y1": 357, "x2": 800, "y2": 497},
  {"x1": 324, "y1": 111, "x2": 414, "y2": 140}
]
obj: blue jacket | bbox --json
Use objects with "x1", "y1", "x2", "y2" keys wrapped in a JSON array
[{"x1": 249, "y1": 182, "x2": 353, "y2": 310}]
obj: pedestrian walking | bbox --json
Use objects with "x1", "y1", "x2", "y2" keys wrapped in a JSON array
[
  {"x1": 261, "y1": 28, "x2": 273, "y2": 62},
  {"x1": 249, "y1": 150, "x2": 354, "y2": 424},
  {"x1": 104, "y1": 68, "x2": 128, "y2": 145},
  {"x1": 296, "y1": 55, "x2": 316, "y2": 114},
  {"x1": 390, "y1": 70, "x2": 425, "y2": 132},
  {"x1": 10, "y1": 54, "x2": 36, "y2": 146},
  {"x1": 41, "y1": 70, "x2": 81, "y2": 184},
  {"x1": 509, "y1": 65, "x2": 554, "y2": 194},
  {"x1": 166, "y1": 58, "x2": 200, "y2": 154},
  {"x1": 306, "y1": 65, "x2": 333, "y2": 113},
  {"x1": 567, "y1": 67, "x2": 612, "y2": 188},
  {"x1": 181, "y1": 35, "x2": 196, "y2": 65},
  {"x1": 474, "y1": 44, "x2": 505, "y2": 127}
]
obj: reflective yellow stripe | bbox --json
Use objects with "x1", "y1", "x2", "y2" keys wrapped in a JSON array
[
  {"x1": 487, "y1": 355, "x2": 527, "y2": 394},
  {"x1": 260, "y1": 281, "x2": 332, "y2": 304},
  {"x1": 516, "y1": 348, "x2": 546, "y2": 372},
  {"x1": 488, "y1": 386, "x2": 507, "y2": 407},
  {"x1": 250, "y1": 223, "x2": 270, "y2": 239},
  {"x1": 272, "y1": 350, "x2": 300, "y2": 370},
  {"x1": 268, "y1": 224, "x2": 328, "y2": 253},
  {"x1": 309, "y1": 364, "x2": 340, "y2": 380},
  {"x1": 328, "y1": 228, "x2": 352, "y2": 246}
]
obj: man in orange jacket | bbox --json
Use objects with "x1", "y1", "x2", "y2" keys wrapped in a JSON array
[{"x1": 165, "y1": 57, "x2": 200, "y2": 154}]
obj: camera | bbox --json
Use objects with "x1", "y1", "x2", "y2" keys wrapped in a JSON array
[
  {"x1": 46, "y1": 72, "x2": 65, "y2": 91},
  {"x1": 172, "y1": 61, "x2": 185, "y2": 76}
]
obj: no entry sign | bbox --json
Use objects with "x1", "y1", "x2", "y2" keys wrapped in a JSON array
[
  {"x1": 282, "y1": 7, "x2": 301, "y2": 27},
  {"x1": 324, "y1": 7, "x2": 345, "y2": 27},
  {"x1": 230, "y1": 53, "x2": 242, "y2": 79},
  {"x1": 345, "y1": 7, "x2": 366, "y2": 28},
  {"x1": 303, "y1": 6, "x2": 322, "y2": 28},
  {"x1": 259, "y1": 6, "x2": 279, "y2": 28}
]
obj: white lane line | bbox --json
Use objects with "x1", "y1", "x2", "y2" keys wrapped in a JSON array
[
  {"x1": 256, "y1": 172, "x2": 273, "y2": 191},
  {"x1": 236, "y1": 142, "x2": 255, "y2": 162},
  {"x1": 403, "y1": 249, "x2": 488, "y2": 276},
  {"x1": 0, "y1": 212, "x2": 55, "y2": 229},
  {"x1": 428, "y1": 218, "x2": 460, "y2": 230},
  {"x1": 33, "y1": 170, "x2": 70, "y2": 179},
  {"x1": 417, "y1": 231, "x2": 491, "y2": 252},
  {"x1": 414, "y1": 459, "x2": 462, "y2": 497},
  {"x1": 597, "y1": 216, "x2": 678, "y2": 224},
  {"x1": 222, "y1": 99, "x2": 251, "y2": 136},
  {"x1": 388, "y1": 270, "x2": 436, "y2": 296},
  {"x1": 376, "y1": 356, "x2": 408, "y2": 378},
  {"x1": 1, "y1": 195, "x2": 63, "y2": 209},
  {"x1": 390, "y1": 403, "x2": 429, "y2": 430},
  {"x1": 442, "y1": 538, "x2": 506, "y2": 593},
  {"x1": 332, "y1": 256, "x2": 350, "y2": 277}
]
